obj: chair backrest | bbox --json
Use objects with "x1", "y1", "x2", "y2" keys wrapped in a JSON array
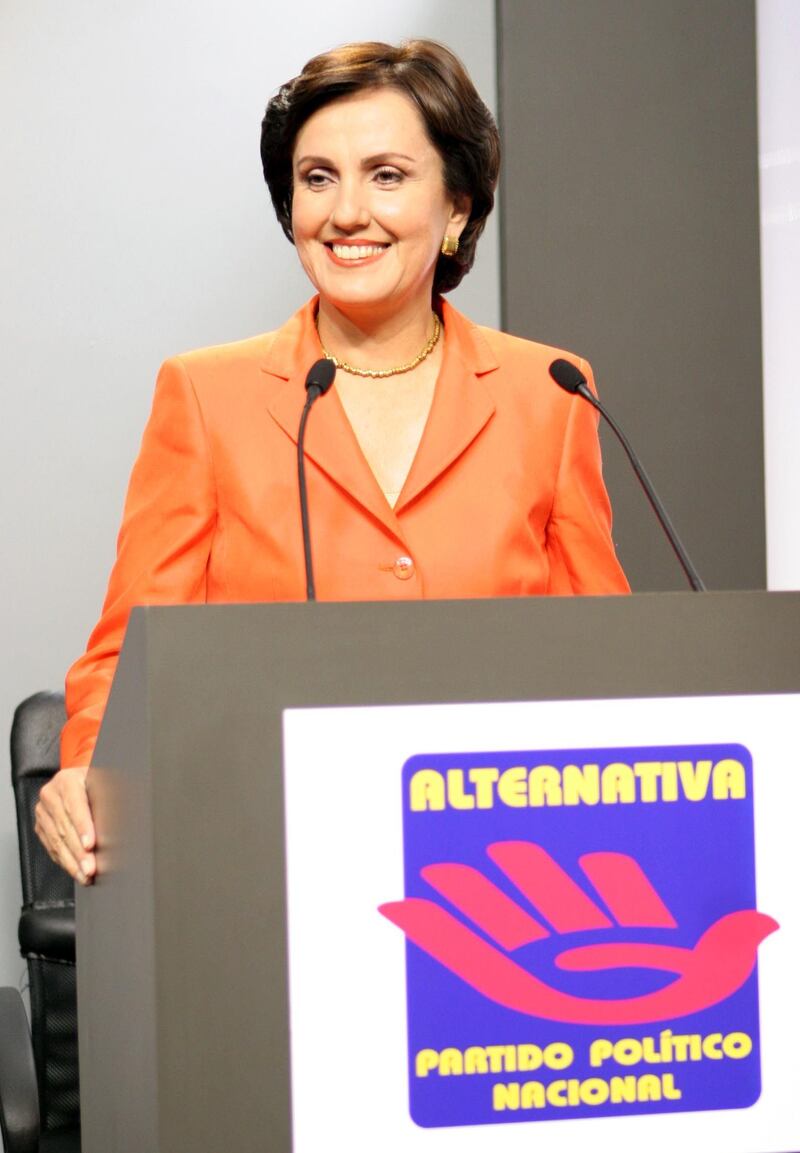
[
  {"x1": 11, "y1": 692, "x2": 73, "y2": 909},
  {"x1": 10, "y1": 691, "x2": 80, "y2": 1138}
]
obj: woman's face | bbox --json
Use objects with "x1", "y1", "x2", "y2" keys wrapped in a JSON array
[{"x1": 291, "y1": 87, "x2": 469, "y2": 320}]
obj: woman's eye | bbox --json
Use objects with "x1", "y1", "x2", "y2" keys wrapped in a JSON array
[
  {"x1": 374, "y1": 167, "x2": 403, "y2": 186},
  {"x1": 303, "y1": 171, "x2": 333, "y2": 189}
]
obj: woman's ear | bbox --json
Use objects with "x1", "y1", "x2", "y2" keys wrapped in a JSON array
[{"x1": 448, "y1": 195, "x2": 472, "y2": 239}]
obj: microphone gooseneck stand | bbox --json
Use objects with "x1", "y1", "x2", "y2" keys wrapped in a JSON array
[
  {"x1": 297, "y1": 357, "x2": 337, "y2": 601},
  {"x1": 548, "y1": 358, "x2": 706, "y2": 592}
]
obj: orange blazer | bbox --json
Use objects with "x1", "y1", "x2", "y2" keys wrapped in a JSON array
[{"x1": 62, "y1": 297, "x2": 628, "y2": 768}]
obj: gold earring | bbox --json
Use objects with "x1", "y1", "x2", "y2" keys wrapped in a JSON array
[{"x1": 441, "y1": 235, "x2": 459, "y2": 258}]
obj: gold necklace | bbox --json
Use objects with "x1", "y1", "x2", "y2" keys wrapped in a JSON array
[{"x1": 315, "y1": 312, "x2": 441, "y2": 379}]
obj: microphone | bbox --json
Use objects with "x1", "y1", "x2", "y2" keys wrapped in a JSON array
[
  {"x1": 297, "y1": 358, "x2": 336, "y2": 600},
  {"x1": 548, "y1": 358, "x2": 706, "y2": 592}
]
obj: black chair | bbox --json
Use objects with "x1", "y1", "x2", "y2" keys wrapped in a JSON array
[{"x1": 0, "y1": 692, "x2": 80, "y2": 1153}]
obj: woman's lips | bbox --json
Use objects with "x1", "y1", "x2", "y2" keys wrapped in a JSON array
[{"x1": 325, "y1": 242, "x2": 389, "y2": 267}]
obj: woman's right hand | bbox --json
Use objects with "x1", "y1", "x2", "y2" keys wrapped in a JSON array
[{"x1": 35, "y1": 768, "x2": 96, "y2": 885}]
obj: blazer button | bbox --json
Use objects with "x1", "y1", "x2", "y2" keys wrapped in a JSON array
[{"x1": 393, "y1": 555, "x2": 415, "y2": 580}]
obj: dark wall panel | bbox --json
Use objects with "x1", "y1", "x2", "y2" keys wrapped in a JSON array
[{"x1": 498, "y1": 0, "x2": 765, "y2": 590}]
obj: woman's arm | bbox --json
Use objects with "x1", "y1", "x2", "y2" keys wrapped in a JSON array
[
  {"x1": 545, "y1": 358, "x2": 630, "y2": 595},
  {"x1": 37, "y1": 357, "x2": 217, "y2": 880}
]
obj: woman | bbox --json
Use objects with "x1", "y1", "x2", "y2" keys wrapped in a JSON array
[{"x1": 35, "y1": 39, "x2": 628, "y2": 883}]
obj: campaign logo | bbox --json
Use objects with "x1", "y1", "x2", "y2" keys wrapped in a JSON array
[{"x1": 379, "y1": 744, "x2": 778, "y2": 1128}]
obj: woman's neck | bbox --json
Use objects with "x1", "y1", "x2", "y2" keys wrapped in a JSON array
[{"x1": 316, "y1": 296, "x2": 439, "y2": 373}]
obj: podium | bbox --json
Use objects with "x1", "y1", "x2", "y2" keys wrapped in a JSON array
[{"x1": 76, "y1": 592, "x2": 800, "y2": 1153}]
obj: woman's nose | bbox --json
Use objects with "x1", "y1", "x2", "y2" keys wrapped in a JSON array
[{"x1": 329, "y1": 179, "x2": 370, "y2": 231}]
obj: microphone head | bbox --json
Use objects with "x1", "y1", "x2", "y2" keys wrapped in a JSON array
[
  {"x1": 305, "y1": 357, "x2": 336, "y2": 396},
  {"x1": 549, "y1": 358, "x2": 587, "y2": 394}
]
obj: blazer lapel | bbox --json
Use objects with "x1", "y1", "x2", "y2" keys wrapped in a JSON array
[
  {"x1": 263, "y1": 299, "x2": 405, "y2": 538},
  {"x1": 396, "y1": 300, "x2": 498, "y2": 511},
  {"x1": 263, "y1": 296, "x2": 499, "y2": 526}
]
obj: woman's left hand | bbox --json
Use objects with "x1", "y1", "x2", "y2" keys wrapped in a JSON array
[{"x1": 34, "y1": 766, "x2": 97, "y2": 885}]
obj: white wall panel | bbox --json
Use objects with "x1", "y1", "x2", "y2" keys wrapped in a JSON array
[
  {"x1": 0, "y1": 0, "x2": 499, "y2": 987},
  {"x1": 757, "y1": 0, "x2": 800, "y2": 589}
]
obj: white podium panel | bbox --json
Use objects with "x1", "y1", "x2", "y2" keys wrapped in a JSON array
[{"x1": 283, "y1": 694, "x2": 800, "y2": 1153}]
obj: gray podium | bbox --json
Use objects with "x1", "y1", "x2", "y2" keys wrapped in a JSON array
[{"x1": 76, "y1": 592, "x2": 800, "y2": 1153}]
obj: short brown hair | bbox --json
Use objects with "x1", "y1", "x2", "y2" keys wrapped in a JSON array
[{"x1": 260, "y1": 40, "x2": 500, "y2": 295}]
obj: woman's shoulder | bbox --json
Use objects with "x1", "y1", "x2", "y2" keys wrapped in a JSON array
[
  {"x1": 161, "y1": 299, "x2": 317, "y2": 397},
  {"x1": 442, "y1": 300, "x2": 589, "y2": 377},
  {"x1": 168, "y1": 329, "x2": 281, "y2": 381},
  {"x1": 476, "y1": 321, "x2": 588, "y2": 376}
]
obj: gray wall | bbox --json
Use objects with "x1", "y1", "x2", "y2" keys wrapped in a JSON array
[
  {"x1": 498, "y1": 0, "x2": 765, "y2": 592},
  {"x1": 0, "y1": 1, "x2": 499, "y2": 989}
]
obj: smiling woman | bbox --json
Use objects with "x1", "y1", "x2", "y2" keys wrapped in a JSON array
[
  {"x1": 261, "y1": 40, "x2": 497, "y2": 297},
  {"x1": 291, "y1": 87, "x2": 465, "y2": 322},
  {"x1": 291, "y1": 89, "x2": 464, "y2": 340},
  {"x1": 37, "y1": 40, "x2": 629, "y2": 884}
]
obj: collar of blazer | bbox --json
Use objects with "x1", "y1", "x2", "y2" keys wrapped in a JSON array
[{"x1": 261, "y1": 296, "x2": 499, "y2": 526}]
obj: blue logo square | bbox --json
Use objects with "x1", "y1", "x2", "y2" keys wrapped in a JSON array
[{"x1": 378, "y1": 743, "x2": 776, "y2": 1128}]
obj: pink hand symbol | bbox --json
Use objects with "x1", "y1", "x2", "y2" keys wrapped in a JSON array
[{"x1": 379, "y1": 842, "x2": 777, "y2": 1025}]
